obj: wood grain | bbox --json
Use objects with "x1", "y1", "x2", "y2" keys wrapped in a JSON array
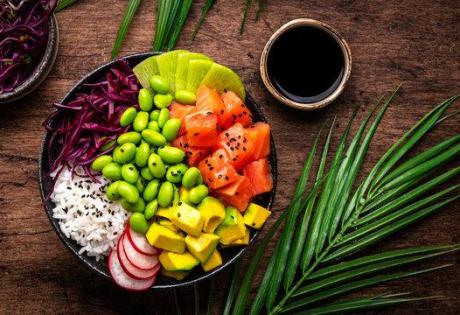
[{"x1": 0, "y1": 0, "x2": 459, "y2": 314}]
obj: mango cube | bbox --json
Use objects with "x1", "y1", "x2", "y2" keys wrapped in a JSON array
[
  {"x1": 221, "y1": 229, "x2": 250, "y2": 247},
  {"x1": 161, "y1": 268, "x2": 190, "y2": 281}
]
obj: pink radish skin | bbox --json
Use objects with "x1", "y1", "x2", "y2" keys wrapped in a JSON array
[
  {"x1": 108, "y1": 250, "x2": 156, "y2": 291},
  {"x1": 123, "y1": 234, "x2": 159, "y2": 270},
  {"x1": 117, "y1": 236, "x2": 160, "y2": 280},
  {"x1": 127, "y1": 227, "x2": 159, "y2": 256}
]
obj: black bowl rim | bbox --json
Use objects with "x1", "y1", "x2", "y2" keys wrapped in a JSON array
[
  {"x1": 38, "y1": 52, "x2": 277, "y2": 289},
  {"x1": 0, "y1": 14, "x2": 59, "y2": 104}
]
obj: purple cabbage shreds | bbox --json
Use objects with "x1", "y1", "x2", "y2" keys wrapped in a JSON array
[
  {"x1": 0, "y1": 0, "x2": 57, "y2": 94},
  {"x1": 43, "y1": 61, "x2": 140, "y2": 182}
]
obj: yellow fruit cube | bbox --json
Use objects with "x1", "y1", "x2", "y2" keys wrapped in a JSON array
[
  {"x1": 170, "y1": 203, "x2": 205, "y2": 237},
  {"x1": 185, "y1": 233, "x2": 220, "y2": 263},
  {"x1": 159, "y1": 251, "x2": 199, "y2": 271},
  {"x1": 216, "y1": 208, "x2": 246, "y2": 245},
  {"x1": 146, "y1": 223, "x2": 185, "y2": 253},
  {"x1": 243, "y1": 203, "x2": 271, "y2": 229},
  {"x1": 197, "y1": 197, "x2": 226, "y2": 233},
  {"x1": 201, "y1": 250, "x2": 223, "y2": 272},
  {"x1": 161, "y1": 268, "x2": 189, "y2": 281}
]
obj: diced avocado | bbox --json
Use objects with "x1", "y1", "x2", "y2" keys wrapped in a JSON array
[
  {"x1": 201, "y1": 250, "x2": 223, "y2": 272},
  {"x1": 161, "y1": 268, "x2": 190, "y2": 281},
  {"x1": 155, "y1": 207, "x2": 172, "y2": 220},
  {"x1": 170, "y1": 203, "x2": 205, "y2": 237},
  {"x1": 175, "y1": 52, "x2": 211, "y2": 91},
  {"x1": 215, "y1": 207, "x2": 246, "y2": 245},
  {"x1": 185, "y1": 233, "x2": 220, "y2": 263},
  {"x1": 200, "y1": 63, "x2": 246, "y2": 100},
  {"x1": 159, "y1": 250, "x2": 199, "y2": 271},
  {"x1": 221, "y1": 228, "x2": 250, "y2": 248},
  {"x1": 185, "y1": 59, "x2": 213, "y2": 92},
  {"x1": 156, "y1": 50, "x2": 188, "y2": 92},
  {"x1": 133, "y1": 56, "x2": 159, "y2": 89},
  {"x1": 158, "y1": 218, "x2": 180, "y2": 233},
  {"x1": 146, "y1": 223, "x2": 185, "y2": 253},
  {"x1": 243, "y1": 203, "x2": 271, "y2": 229},
  {"x1": 197, "y1": 197, "x2": 226, "y2": 233},
  {"x1": 179, "y1": 187, "x2": 192, "y2": 205}
]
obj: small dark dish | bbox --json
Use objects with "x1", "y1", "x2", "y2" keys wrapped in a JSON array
[
  {"x1": 39, "y1": 52, "x2": 277, "y2": 289},
  {"x1": 0, "y1": 14, "x2": 59, "y2": 104}
]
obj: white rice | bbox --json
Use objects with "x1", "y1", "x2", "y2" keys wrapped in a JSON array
[{"x1": 51, "y1": 168, "x2": 128, "y2": 261}]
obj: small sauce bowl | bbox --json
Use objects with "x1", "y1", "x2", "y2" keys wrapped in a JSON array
[
  {"x1": 260, "y1": 18, "x2": 352, "y2": 111},
  {"x1": 0, "y1": 14, "x2": 59, "y2": 104}
]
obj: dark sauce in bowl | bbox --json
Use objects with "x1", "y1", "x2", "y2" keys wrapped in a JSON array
[{"x1": 266, "y1": 25, "x2": 345, "y2": 104}]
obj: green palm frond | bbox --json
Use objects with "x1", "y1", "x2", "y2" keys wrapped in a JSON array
[{"x1": 227, "y1": 89, "x2": 459, "y2": 315}]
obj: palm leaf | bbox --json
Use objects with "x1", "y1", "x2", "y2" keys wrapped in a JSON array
[
  {"x1": 111, "y1": 0, "x2": 141, "y2": 59},
  {"x1": 223, "y1": 260, "x2": 242, "y2": 315},
  {"x1": 192, "y1": 0, "x2": 216, "y2": 40},
  {"x1": 56, "y1": 0, "x2": 78, "y2": 12},
  {"x1": 225, "y1": 89, "x2": 459, "y2": 315}
]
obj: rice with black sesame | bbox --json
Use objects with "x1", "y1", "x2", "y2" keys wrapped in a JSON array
[{"x1": 51, "y1": 168, "x2": 128, "y2": 261}]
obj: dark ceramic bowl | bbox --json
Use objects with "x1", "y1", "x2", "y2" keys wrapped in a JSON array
[
  {"x1": 39, "y1": 52, "x2": 277, "y2": 289},
  {"x1": 0, "y1": 14, "x2": 59, "y2": 104}
]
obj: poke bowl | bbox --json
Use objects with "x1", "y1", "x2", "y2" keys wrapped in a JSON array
[{"x1": 39, "y1": 51, "x2": 277, "y2": 289}]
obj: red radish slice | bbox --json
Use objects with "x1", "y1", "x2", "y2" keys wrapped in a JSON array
[
  {"x1": 108, "y1": 250, "x2": 156, "y2": 291},
  {"x1": 117, "y1": 236, "x2": 159, "y2": 280},
  {"x1": 123, "y1": 234, "x2": 159, "y2": 270},
  {"x1": 127, "y1": 227, "x2": 160, "y2": 256}
]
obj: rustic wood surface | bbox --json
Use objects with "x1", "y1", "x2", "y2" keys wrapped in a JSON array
[{"x1": 0, "y1": 0, "x2": 459, "y2": 314}]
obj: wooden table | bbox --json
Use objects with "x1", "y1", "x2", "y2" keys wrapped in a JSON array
[{"x1": 0, "y1": 0, "x2": 458, "y2": 314}]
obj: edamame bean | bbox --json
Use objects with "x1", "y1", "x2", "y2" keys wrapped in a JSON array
[
  {"x1": 141, "y1": 167, "x2": 154, "y2": 180},
  {"x1": 189, "y1": 185, "x2": 208, "y2": 204},
  {"x1": 117, "y1": 131, "x2": 141, "y2": 145},
  {"x1": 143, "y1": 179, "x2": 160, "y2": 202},
  {"x1": 135, "y1": 142, "x2": 150, "y2": 167},
  {"x1": 154, "y1": 94, "x2": 173, "y2": 109},
  {"x1": 147, "y1": 121, "x2": 160, "y2": 132},
  {"x1": 144, "y1": 200, "x2": 158, "y2": 220},
  {"x1": 120, "y1": 107, "x2": 137, "y2": 127},
  {"x1": 182, "y1": 167, "x2": 201, "y2": 188},
  {"x1": 129, "y1": 213, "x2": 149, "y2": 234},
  {"x1": 150, "y1": 110, "x2": 160, "y2": 121},
  {"x1": 142, "y1": 129, "x2": 166, "y2": 146},
  {"x1": 117, "y1": 181, "x2": 140, "y2": 203},
  {"x1": 133, "y1": 111, "x2": 149, "y2": 132},
  {"x1": 161, "y1": 118, "x2": 181, "y2": 141},
  {"x1": 138, "y1": 88, "x2": 153, "y2": 111},
  {"x1": 196, "y1": 172, "x2": 204, "y2": 185},
  {"x1": 157, "y1": 181, "x2": 174, "y2": 207},
  {"x1": 121, "y1": 198, "x2": 145, "y2": 213},
  {"x1": 106, "y1": 181, "x2": 121, "y2": 201},
  {"x1": 136, "y1": 178, "x2": 145, "y2": 193},
  {"x1": 157, "y1": 146, "x2": 185, "y2": 164},
  {"x1": 175, "y1": 90, "x2": 196, "y2": 105},
  {"x1": 113, "y1": 143, "x2": 136, "y2": 164},
  {"x1": 121, "y1": 163, "x2": 139, "y2": 184},
  {"x1": 91, "y1": 155, "x2": 112, "y2": 171},
  {"x1": 149, "y1": 75, "x2": 169, "y2": 94},
  {"x1": 148, "y1": 153, "x2": 166, "y2": 178},
  {"x1": 157, "y1": 108, "x2": 170, "y2": 128},
  {"x1": 166, "y1": 163, "x2": 188, "y2": 183},
  {"x1": 102, "y1": 162, "x2": 122, "y2": 181},
  {"x1": 100, "y1": 140, "x2": 116, "y2": 152}
]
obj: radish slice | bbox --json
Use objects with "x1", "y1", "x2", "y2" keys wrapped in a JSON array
[
  {"x1": 127, "y1": 227, "x2": 159, "y2": 256},
  {"x1": 117, "y1": 235, "x2": 160, "y2": 280},
  {"x1": 123, "y1": 234, "x2": 159, "y2": 270},
  {"x1": 108, "y1": 250, "x2": 156, "y2": 291}
]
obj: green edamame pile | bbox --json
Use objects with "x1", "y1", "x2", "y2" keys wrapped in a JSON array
[{"x1": 90, "y1": 74, "x2": 207, "y2": 235}]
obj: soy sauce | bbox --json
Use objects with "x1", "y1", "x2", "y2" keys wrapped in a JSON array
[{"x1": 267, "y1": 26, "x2": 345, "y2": 103}]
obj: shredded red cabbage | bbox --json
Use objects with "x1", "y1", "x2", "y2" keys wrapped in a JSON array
[
  {"x1": 0, "y1": 0, "x2": 57, "y2": 93},
  {"x1": 44, "y1": 60, "x2": 139, "y2": 183}
]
